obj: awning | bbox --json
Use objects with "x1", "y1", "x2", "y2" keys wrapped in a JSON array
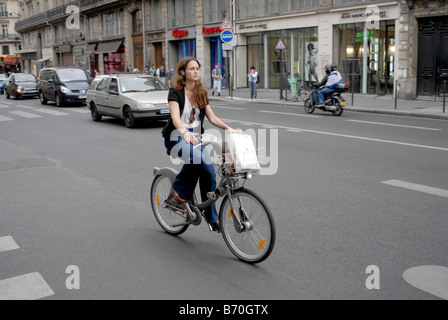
[
  {"x1": 85, "y1": 43, "x2": 98, "y2": 55},
  {"x1": 35, "y1": 58, "x2": 51, "y2": 64},
  {"x1": 95, "y1": 40, "x2": 123, "y2": 54}
]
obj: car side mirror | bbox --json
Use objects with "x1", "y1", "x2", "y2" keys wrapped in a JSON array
[
  {"x1": 48, "y1": 79, "x2": 54, "y2": 83},
  {"x1": 109, "y1": 90, "x2": 119, "y2": 95}
]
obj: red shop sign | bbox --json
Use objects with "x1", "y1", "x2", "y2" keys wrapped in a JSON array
[
  {"x1": 172, "y1": 29, "x2": 188, "y2": 38},
  {"x1": 202, "y1": 26, "x2": 221, "y2": 34}
]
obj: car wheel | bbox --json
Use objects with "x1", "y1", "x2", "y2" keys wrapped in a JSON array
[
  {"x1": 55, "y1": 94, "x2": 63, "y2": 108},
  {"x1": 39, "y1": 91, "x2": 47, "y2": 105},
  {"x1": 90, "y1": 103, "x2": 102, "y2": 122},
  {"x1": 123, "y1": 107, "x2": 136, "y2": 128}
]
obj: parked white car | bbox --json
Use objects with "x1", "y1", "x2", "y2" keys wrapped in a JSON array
[{"x1": 86, "y1": 74, "x2": 170, "y2": 128}]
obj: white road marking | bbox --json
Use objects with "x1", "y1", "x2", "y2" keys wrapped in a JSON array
[
  {"x1": 222, "y1": 119, "x2": 448, "y2": 152},
  {"x1": 212, "y1": 106, "x2": 245, "y2": 110},
  {"x1": 403, "y1": 266, "x2": 448, "y2": 300},
  {"x1": 9, "y1": 111, "x2": 41, "y2": 119},
  {"x1": 16, "y1": 105, "x2": 35, "y2": 110},
  {"x1": 345, "y1": 119, "x2": 441, "y2": 131},
  {"x1": 381, "y1": 180, "x2": 448, "y2": 198},
  {"x1": 259, "y1": 110, "x2": 322, "y2": 118},
  {"x1": 0, "y1": 236, "x2": 19, "y2": 252},
  {"x1": 34, "y1": 108, "x2": 69, "y2": 116},
  {"x1": 0, "y1": 115, "x2": 13, "y2": 121},
  {"x1": 0, "y1": 272, "x2": 54, "y2": 300},
  {"x1": 64, "y1": 108, "x2": 90, "y2": 114}
]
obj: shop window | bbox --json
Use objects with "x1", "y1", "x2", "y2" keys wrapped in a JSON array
[{"x1": 333, "y1": 21, "x2": 395, "y2": 95}]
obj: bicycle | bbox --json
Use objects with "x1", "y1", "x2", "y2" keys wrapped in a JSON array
[
  {"x1": 280, "y1": 77, "x2": 311, "y2": 102},
  {"x1": 150, "y1": 133, "x2": 276, "y2": 264}
]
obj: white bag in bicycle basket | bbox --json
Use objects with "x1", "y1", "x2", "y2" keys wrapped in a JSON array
[{"x1": 226, "y1": 133, "x2": 261, "y2": 172}]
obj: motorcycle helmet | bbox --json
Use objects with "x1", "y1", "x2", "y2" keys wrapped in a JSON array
[{"x1": 327, "y1": 63, "x2": 338, "y2": 72}]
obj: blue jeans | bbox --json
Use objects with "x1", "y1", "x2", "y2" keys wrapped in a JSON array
[
  {"x1": 250, "y1": 81, "x2": 257, "y2": 99},
  {"x1": 318, "y1": 88, "x2": 335, "y2": 104},
  {"x1": 164, "y1": 134, "x2": 218, "y2": 223}
]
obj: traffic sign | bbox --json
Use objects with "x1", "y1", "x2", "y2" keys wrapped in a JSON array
[
  {"x1": 275, "y1": 38, "x2": 287, "y2": 51},
  {"x1": 221, "y1": 18, "x2": 232, "y2": 30},
  {"x1": 220, "y1": 30, "x2": 233, "y2": 43}
]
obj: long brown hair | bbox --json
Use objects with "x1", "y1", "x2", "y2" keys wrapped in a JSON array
[{"x1": 174, "y1": 56, "x2": 208, "y2": 109}]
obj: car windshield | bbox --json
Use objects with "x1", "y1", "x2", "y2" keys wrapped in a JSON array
[
  {"x1": 120, "y1": 77, "x2": 168, "y2": 93},
  {"x1": 56, "y1": 69, "x2": 90, "y2": 82},
  {"x1": 0, "y1": 74, "x2": 7, "y2": 80},
  {"x1": 14, "y1": 74, "x2": 37, "y2": 82}
]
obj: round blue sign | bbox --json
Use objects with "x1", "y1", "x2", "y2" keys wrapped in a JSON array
[{"x1": 220, "y1": 30, "x2": 233, "y2": 43}]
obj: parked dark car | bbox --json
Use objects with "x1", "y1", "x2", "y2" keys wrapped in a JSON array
[
  {"x1": 38, "y1": 67, "x2": 92, "y2": 107},
  {"x1": 5, "y1": 73, "x2": 39, "y2": 99}
]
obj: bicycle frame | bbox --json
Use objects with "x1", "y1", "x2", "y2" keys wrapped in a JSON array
[{"x1": 154, "y1": 134, "x2": 255, "y2": 232}]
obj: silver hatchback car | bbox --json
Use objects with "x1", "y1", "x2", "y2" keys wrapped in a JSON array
[{"x1": 87, "y1": 74, "x2": 170, "y2": 128}]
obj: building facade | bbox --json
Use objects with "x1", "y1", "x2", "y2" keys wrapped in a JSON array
[
  {"x1": 15, "y1": 0, "x2": 448, "y2": 99},
  {"x1": 1, "y1": 0, "x2": 21, "y2": 73}
]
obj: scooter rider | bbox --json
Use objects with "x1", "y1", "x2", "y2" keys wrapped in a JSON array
[
  {"x1": 316, "y1": 63, "x2": 342, "y2": 108},
  {"x1": 311, "y1": 68, "x2": 330, "y2": 106}
]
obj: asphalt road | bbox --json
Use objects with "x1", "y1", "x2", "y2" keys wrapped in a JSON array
[{"x1": 1, "y1": 96, "x2": 447, "y2": 300}]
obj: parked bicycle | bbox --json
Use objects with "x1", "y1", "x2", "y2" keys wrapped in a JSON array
[
  {"x1": 150, "y1": 133, "x2": 276, "y2": 264},
  {"x1": 281, "y1": 77, "x2": 311, "y2": 102}
]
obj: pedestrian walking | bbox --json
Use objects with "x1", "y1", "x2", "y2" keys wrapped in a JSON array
[
  {"x1": 211, "y1": 63, "x2": 222, "y2": 96},
  {"x1": 248, "y1": 66, "x2": 258, "y2": 101}
]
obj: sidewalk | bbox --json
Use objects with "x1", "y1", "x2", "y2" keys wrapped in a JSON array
[{"x1": 208, "y1": 88, "x2": 448, "y2": 120}]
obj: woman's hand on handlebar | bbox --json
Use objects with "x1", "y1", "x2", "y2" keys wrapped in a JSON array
[
  {"x1": 226, "y1": 128, "x2": 245, "y2": 135},
  {"x1": 183, "y1": 130, "x2": 199, "y2": 144}
]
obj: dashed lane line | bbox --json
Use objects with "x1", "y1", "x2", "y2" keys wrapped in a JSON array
[
  {"x1": 0, "y1": 272, "x2": 55, "y2": 300},
  {"x1": 259, "y1": 110, "x2": 322, "y2": 118},
  {"x1": 0, "y1": 114, "x2": 13, "y2": 121},
  {"x1": 34, "y1": 108, "x2": 69, "y2": 116},
  {"x1": 345, "y1": 119, "x2": 442, "y2": 131},
  {"x1": 381, "y1": 180, "x2": 448, "y2": 198},
  {"x1": 8, "y1": 111, "x2": 41, "y2": 119},
  {"x1": 0, "y1": 236, "x2": 19, "y2": 252}
]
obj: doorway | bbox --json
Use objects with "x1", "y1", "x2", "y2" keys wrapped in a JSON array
[{"x1": 417, "y1": 17, "x2": 448, "y2": 96}]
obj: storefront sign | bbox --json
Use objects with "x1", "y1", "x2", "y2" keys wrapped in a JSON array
[
  {"x1": 172, "y1": 29, "x2": 188, "y2": 38},
  {"x1": 238, "y1": 24, "x2": 268, "y2": 31},
  {"x1": 202, "y1": 26, "x2": 221, "y2": 34},
  {"x1": 341, "y1": 10, "x2": 387, "y2": 21}
]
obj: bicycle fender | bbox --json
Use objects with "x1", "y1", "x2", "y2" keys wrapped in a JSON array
[{"x1": 153, "y1": 167, "x2": 179, "y2": 181}]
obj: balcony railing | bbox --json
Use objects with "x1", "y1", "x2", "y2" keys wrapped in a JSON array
[{"x1": 0, "y1": 34, "x2": 21, "y2": 41}]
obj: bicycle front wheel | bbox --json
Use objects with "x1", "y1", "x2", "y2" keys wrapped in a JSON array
[
  {"x1": 151, "y1": 174, "x2": 189, "y2": 236},
  {"x1": 219, "y1": 189, "x2": 276, "y2": 264},
  {"x1": 299, "y1": 85, "x2": 311, "y2": 101}
]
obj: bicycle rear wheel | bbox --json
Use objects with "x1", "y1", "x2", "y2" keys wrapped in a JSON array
[
  {"x1": 151, "y1": 174, "x2": 189, "y2": 235},
  {"x1": 219, "y1": 189, "x2": 275, "y2": 264},
  {"x1": 281, "y1": 86, "x2": 295, "y2": 101}
]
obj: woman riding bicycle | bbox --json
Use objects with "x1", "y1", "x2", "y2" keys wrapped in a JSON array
[{"x1": 161, "y1": 56, "x2": 241, "y2": 232}]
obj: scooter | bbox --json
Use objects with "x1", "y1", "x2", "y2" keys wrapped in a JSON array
[{"x1": 304, "y1": 82, "x2": 349, "y2": 116}]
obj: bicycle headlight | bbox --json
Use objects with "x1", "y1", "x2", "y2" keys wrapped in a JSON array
[{"x1": 245, "y1": 172, "x2": 253, "y2": 180}]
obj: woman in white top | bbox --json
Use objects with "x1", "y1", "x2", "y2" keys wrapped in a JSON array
[{"x1": 162, "y1": 56, "x2": 240, "y2": 232}]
